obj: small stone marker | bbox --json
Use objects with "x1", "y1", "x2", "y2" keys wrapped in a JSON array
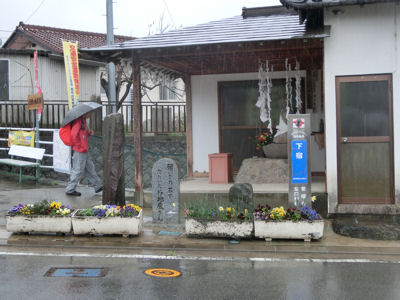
[
  {"x1": 152, "y1": 158, "x2": 179, "y2": 224},
  {"x1": 228, "y1": 183, "x2": 254, "y2": 211}
]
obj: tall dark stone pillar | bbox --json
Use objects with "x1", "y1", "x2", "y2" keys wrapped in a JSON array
[{"x1": 102, "y1": 113, "x2": 125, "y2": 206}]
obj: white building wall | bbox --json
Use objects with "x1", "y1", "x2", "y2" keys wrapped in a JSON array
[
  {"x1": 1, "y1": 53, "x2": 100, "y2": 101},
  {"x1": 324, "y1": 2, "x2": 400, "y2": 213},
  {"x1": 191, "y1": 70, "x2": 316, "y2": 173},
  {"x1": 1, "y1": 54, "x2": 33, "y2": 99},
  {"x1": 39, "y1": 56, "x2": 100, "y2": 101}
]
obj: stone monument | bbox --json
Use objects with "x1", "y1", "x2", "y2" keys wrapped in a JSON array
[
  {"x1": 152, "y1": 158, "x2": 179, "y2": 224},
  {"x1": 102, "y1": 113, "x2": 125, "y2": 206},
  {"x1": 228, "y1": 183, "x2": 254, "y2": 211}
]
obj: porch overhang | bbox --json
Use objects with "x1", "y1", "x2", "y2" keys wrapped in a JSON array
[
  {"x1": 80, "y1": 5, "x2": 329, "y2": 77},
  {"x1": 81, "y1": 36, "x2": 326, "y2": 77}
]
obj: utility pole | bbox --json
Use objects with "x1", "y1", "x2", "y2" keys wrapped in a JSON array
[{"x1": 106, "y1": 0, "x2": 116, "y2": 113}]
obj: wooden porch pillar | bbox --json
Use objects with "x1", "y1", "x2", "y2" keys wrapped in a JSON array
[
  {"x1": 184, "y1": 74, "x2": 193, "y2": 178},
  {"x1": 132, "y1": 54, "x2": 143, "y2": 205}
]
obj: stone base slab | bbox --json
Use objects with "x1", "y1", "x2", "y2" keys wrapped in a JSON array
[{"x1": 235, "y1": 158, "x2": 289, "y2": 184}]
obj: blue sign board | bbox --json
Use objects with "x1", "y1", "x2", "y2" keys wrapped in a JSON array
[{"x1": 291, "y1": 140, "x2": 307, "y2": 184}]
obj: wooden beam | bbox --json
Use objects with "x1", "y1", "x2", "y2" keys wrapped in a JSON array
[
  {"x1": 144, "y1": 46, "x2": 323, "y2": 75},
  {"x1": 132, "y1": 54, "x2": 143, "y2": 204},
  {"x1": 184, "y1": 74, "x2": 193, "y2": 178},
  {"x1": 137, "y1": 39, "x2": 324, "y2": 59}
]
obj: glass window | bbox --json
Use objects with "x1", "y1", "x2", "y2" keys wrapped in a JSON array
[
  {"x1": 159, "y1": 80, "x2": 177, "y2": 100},
  {"x1": 340, "y1": 80, "x2": 389, "y2": 137},
  {"x1": 0, "y1": 60, "x2": 9, "y2": 100},
  {"x1": 220, "y1": 79, "x2": 305, "y2": 169}
]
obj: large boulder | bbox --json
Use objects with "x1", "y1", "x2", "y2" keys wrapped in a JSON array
[
  {"x1": 262, "y1": 131, "x2": 287, "y2": 159},
  {"x1": 235, "y1": 158, "x2": 288, "y2": 184}
]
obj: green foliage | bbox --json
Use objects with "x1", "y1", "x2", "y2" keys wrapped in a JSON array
[
  {"x1": 286, "y1": 207, "x2": 302, "y2": 221},
  {"x1": 183, "y1": 196, "x2": 251, "y2": 221},
  {"x1": 31, "y1": 200, "x2": 50, "y2": 215},
  {"x1": 77, "y1": 208, "x2": 95, "y2": 216}
]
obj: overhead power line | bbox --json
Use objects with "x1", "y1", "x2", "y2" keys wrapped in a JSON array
[
  {"x1": 162, "y1": 0, "x2": 176, "y2": 29},
  {"x1": 25, "y1": 0, "x2": 46, "y2": 23}
]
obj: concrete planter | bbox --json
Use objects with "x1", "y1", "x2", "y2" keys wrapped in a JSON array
[
  {"x1": 185, "y1": 218, "x2": 253, "y2": 239},
  {"x1": 6, "y1": 214, "x2": 72, "y2": 234},
  {"x1": 254, "y1": 218, "x2": 324, "y2": 241},
  {"x1": 71, "y1": 209, "x2": 143, "y2": 237}
]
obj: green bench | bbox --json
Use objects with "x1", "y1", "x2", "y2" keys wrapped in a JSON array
[{"x1": 0, "y1": 145, "x2": 45, "y2": 183}]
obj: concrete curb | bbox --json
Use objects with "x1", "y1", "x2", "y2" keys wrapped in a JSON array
[{"x1": 2, "y1": 224, "x2": 400, "y2": 262}]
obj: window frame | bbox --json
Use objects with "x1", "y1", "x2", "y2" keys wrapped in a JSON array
[
  {"x1": 159, "y1": 80, "x2": 177, "y2": 101},
  {"x1": 0, "y1": 59, "x2": 10, "y2": 101}
]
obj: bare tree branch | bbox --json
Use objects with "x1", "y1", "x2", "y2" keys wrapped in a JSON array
[{"x1": 101, "y1": 14, "x2": 185, "y2": 111}]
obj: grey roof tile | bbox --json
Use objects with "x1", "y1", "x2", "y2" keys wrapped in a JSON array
[{"x1": 83, "y1": 7, "x2": 327, "y2": 53}]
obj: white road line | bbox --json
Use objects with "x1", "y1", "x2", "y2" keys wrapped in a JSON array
[{"x1": 0, "y1": 250, "x2": 400, "y2": 264}]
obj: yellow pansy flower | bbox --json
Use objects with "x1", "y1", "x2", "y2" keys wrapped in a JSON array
[{"x1": 50, "y1": 201, "x2": 61, "y2": 209}]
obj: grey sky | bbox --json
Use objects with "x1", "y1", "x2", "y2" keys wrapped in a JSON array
[{"x1": 0, "y1": 0, "x2": 281, "y2": 45}]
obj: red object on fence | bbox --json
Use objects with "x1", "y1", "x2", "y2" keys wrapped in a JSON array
[{"x1": 208, "y1": 153, "x2": 233, "y2": 184}]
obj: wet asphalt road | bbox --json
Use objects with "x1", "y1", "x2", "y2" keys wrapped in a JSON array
[{"x1": 1, "y1": 254, "x2": 400, "y2": 300}]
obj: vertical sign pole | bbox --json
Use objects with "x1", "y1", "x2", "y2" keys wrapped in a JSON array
[
  {"x1": 35, "y1": 110, "x2": 40, "y2": 147},
  {"x1": 288, "y1": 114, "x2": 311, "y2": 208}
]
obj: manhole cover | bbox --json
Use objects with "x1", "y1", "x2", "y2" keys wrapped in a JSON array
[
  {"x1": 144, "y1": 268, "x2": 181, "y2": 278},
  {"x1": 44, "y1": 268, "x2": 106, "y2": 277},
  {"x1": 158, "y1": 231, "x2": 182, "y2": 236}
]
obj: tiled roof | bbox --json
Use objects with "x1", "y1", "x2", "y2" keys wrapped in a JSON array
[
  {"x1": 280, "y1": 0, "x2": 394, "y2": 9},
  {"x1": 3, "y1": 22, "x2": 134, "y2": 54},
  {"x1": 83, "y1": 6, "x2": 328, "y2": 53}
]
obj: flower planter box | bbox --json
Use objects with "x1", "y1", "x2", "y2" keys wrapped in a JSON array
[
  {"x1": 6, "y1": 214, "x2": 72, "y2": 234},
  {"x1": 71, "y1": 209, "x2": 143, "y2": 237},
  {"x1": 254, "y1": 218, "x2": 324, "y2": 242},
  {"x1": 185, "y1": 218, "x2": 253, "y2": 239}
]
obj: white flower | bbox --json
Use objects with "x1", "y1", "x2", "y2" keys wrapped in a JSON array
[{"x1": 105, "y1": 207, "x2": 120, "y2": 217}]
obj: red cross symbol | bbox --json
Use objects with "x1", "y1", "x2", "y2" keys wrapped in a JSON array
[{"x1": 293, "y1": 118, "x2": 305, "y2": 128}]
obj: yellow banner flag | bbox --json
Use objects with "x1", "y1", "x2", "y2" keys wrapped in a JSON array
[{"x1": 62, "y1": 40, "x2": 80, "y2": 109}]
